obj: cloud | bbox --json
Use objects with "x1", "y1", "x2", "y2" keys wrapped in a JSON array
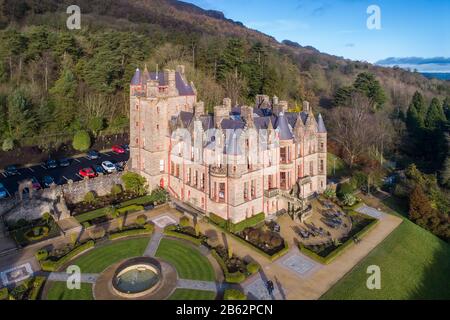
[
  {"x1": 345, "y1": 43, "x2": 355, "y2": 47},
  {"x1": 376, "y1": 57, "x2": 450, "y2": 72}
]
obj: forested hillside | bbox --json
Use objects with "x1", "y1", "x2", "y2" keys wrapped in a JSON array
[{"x1": 0, "y1": 0, "x2": 449, "y2": 178}]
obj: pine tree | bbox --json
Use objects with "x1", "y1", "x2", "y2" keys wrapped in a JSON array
[
  {"x1": 406, "y1": 91, "x2": 426, "y2": 132},
  {"x1": 353, "y1": 72, "x2": 386, "y2": 110},
  {"x1": 425, "y1": 98, "x2": 446, "y2": 130}
]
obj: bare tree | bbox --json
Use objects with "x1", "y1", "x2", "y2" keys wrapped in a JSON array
[
  {"x1": 329, "y1": 92, "x2": 379, "y2": 167},
  {"x1": 223, "y1": 72, "x2": 247, "y2": 106}
]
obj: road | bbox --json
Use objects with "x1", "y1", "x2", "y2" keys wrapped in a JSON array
[{"x1": 0, "y1": 150, "x2": 130, "y2": 197}]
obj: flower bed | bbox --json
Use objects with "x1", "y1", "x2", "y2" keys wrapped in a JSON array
[
  {"x1": 40, "y1": 240, "x2": 95, "y2": 272},
  {"x1": 6, "y1": 276, "x2": 46, "y2": 300},
  {"x1": 211, "y1": 246, "x2": 259, "y2": 284},
  {"x1": 8, "y1": 217, "x2": 60, "y2": 247},
  {"x1": 163, "y1": 225, "x2": 205, "y2": 246}
]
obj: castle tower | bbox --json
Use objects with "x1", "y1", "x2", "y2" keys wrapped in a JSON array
[{"x1": 129, "y1": 65, "x2": 197, "y2": 191}]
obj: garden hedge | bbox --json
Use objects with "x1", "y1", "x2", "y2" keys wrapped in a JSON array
[
  {"x1": 29, "y1": 277, "x2": 46, "y2": 300},
  {"x1": 116, "y1": 204, "x2": 144, "y2": 215},
  {"x1": 209, "y1": 212, "x2": 266, "y2": 233},
  {"x1": 163, "y1": 225, "x2": 203, "y2": 246},
  {"x1": 0, "y1": 287, "x2": 7, "y2": 300},
  {"x1": 40, "y1": 240, "x2": 95, "y2": 271},
  {"x1": 298, "y1": 218, "x2": 379, "y2": 265},
  {"x1": 224, "y1": 289, "x2": 247, "y2": 300},
  {"x1": 228, "y1": 212, "x2": 265, "y2": 233},
  {"x1": 108, "y1": 225, "x2": 154, "y2": 240}
]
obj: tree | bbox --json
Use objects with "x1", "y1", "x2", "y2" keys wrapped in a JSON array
[
  {"x1": 353, "y1": 72, "x2": 386, "y2": 110},
  {"x1": 329, "y1": 93, "x2": 379, "y2": 167},
  {"x1": 121, "y1": 172, "x2": 147, "y2": 195},
  {"x1": 439, "y1": 133, "x2": 450, "y2": 188},
  {"x1": 333, "y1": 86, "x2": 353, "y2": 107},
  {"x1": 2, "y1": 137, "x2": 14, "y2": 151},
  {"x1": 50, "y1": 62, "x2": 77, "y2": 127},
  {"x1": 87, "y1": 117, "x2": 105, "y2": 137},
  {"x1": 425, "y1": 98, "x2": 446, "y2": 130},
  {"x1": 6, "y1": 89, "x2": 37, "y2": 141},
  {"x1": 406, "y1": 91, "x2": 426, "y2": 132},
  {"x1": 72, "y1": 130, "x2": 91, "y2": 152}
]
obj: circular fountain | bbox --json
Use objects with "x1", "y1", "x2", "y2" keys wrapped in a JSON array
[{"x1": 111, "y1": 257, "x2": 162, "y2": 298}]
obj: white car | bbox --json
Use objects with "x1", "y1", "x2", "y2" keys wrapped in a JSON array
[{"x1": 101, "y1": 161, "x2": 117, "y2": 173}]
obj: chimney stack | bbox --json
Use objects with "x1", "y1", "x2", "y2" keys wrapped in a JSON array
[
  {"x1": 303, "y1": 101, "x2": 310, "y2": 113},
  {"x1": 176, "y1": 65, "x2": 185, "y2": 77},
  {"x1": 194, "y1": 101, "x2": 205, "y2": 118}
]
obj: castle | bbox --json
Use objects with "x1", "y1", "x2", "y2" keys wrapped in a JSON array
[{"x1": 129, "y1": 66, "x2": 327, "y2": 223}]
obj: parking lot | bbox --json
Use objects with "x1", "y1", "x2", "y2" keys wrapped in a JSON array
[{"x1": 0, "y1": 150, "x2": 129, "y2": 198}]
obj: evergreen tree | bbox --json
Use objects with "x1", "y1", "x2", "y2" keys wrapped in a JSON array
[
  {"x1": 7, "y1": 89, "x2": 37, "y2": 141},
  {"x1": 217, "y1": 38, "x2": 245, "y2": 81},
  {"x1": 443, "y1": 97, "x2": 450, "y2": 121},
  {"x1": 353, "y1": 72, "x2": 386, "y2": 110},
  {"x1": 406, "y1": 91, "x2": 426, "y2": 132},
  {"x1": 50, "y1": 60, "x2": 77, "y2": 127},
  {"x1": 425, "y1": 98, "x2": 446, "y2": 130}
]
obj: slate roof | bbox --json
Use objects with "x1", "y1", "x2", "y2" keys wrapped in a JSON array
[
  {"x1": 130, "y1": 69, "x2": 195, "y2": 96},
  {"x1": 170, "y1": 102, "x2": 326, "y2": 155},
  {"x1": 317, "y1": 113, "x2": 327, "y2": 133}
]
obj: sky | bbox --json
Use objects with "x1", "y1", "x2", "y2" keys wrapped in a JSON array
[{"x1": 185, "y1": 0, "x2": 450, "y2": 71}]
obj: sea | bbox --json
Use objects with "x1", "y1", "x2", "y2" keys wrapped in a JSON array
[{"x1": 421, "y1": 73, "x2": 450, "y2": 81}]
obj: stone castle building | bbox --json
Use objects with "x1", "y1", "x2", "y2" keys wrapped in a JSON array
[{"x1": 130, "y1": 65, "x2": 327, "y2": 223}]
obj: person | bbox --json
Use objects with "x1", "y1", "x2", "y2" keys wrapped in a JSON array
[{"x1": 267, "y1": 280, "x2": 274, "y2": 295}]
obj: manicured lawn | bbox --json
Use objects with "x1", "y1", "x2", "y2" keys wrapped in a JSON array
[
  {"x1": 155, "y1": 238, "x2": 215, "y2": 281},
  {"x1": 70, "y1": 237, "x2": 150, "y2": 273},
  {"x1": 168, "y1": 289, "x2": 216, "y2": 300},
  {"x1": 46, "y1": 282, "x2": 93, "y2": 300},
  {"x1": 321, "y1": 216, "x2": 450, "y2": 299}
]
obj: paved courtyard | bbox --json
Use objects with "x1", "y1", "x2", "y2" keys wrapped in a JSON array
[
  {"x1": 356, "y1": 205, "x2": 385, "y2": 220},
  {"x1": 243, "y1": 274, "x2": 282, "y2": 300},
  {"x1": 278, "y1": 251, "x2": 320, "y2": 278},
  {"x1": 151, "y1": 215, "x2": 177, "y2": 229}
]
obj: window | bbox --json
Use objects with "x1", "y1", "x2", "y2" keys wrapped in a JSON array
[
  {"x1": 309, "y1": 161, "x2": 314, "y2": 176},
  {"x1": 200, "y1": 173, "x2": 205, "y2": 190},
  {"x1": 320, "y1": 160, "x2": 324, "y2": 173},
  {"x1": 156, "y1": 124, "x2": 159, "y2": 130},
  {"x1": 251, "y1": 180, "x2": 256, "y2": 198},
  {"x1": 244, "y1": 182, "x2": 249, "y2": 200},
  {"x1": 170, "y1": 161, "x2": 174, "y2": 175},
  {"x1": 159, "y1": 160, "x2": 165, "y2": 173}
]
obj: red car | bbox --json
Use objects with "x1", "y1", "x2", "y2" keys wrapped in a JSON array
[
  {"x1": 79, "y1": 168, "x2": 97, "y2": 178},
  {"x1": 112, "y1": 145, "x2": 125, "y2": 154}
]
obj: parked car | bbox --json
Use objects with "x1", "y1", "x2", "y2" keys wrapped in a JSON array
[
  {"x1": 101, "y1": 161, "x2": 117, "y2": 173},
  {"x1": 122, "y1": 144, "x2": 130, "y2": 152},
  {"x1": 31, "y1": 177, "x2": 42, "y2": 190},
  {"x1": 112, "y1": 145, "x2": 125, "y2": 154},
  {"x1": 59, "y1": 158, "x2": 70, "y2": 167},
  {"x1": 4, "y1": 165, "x2": 19, "y2": 176},
  {"x1": 46, "y1": 159, "x2": 58, "y2": 169},
  {"x1": 43, "y1": 176, "x2": 55, "y2": 188},
  {"x1": 87, "y1": 150, "x2": 99, "y2": 160},
  {"x1": 266, "y1": 221, "x2": 281, "y2": 233},
  {"x1": 0, "y1": 183, "x2": 8, "y2": 199},
  {"x1": 94, "y1": 165, "x2": 105, "y2": 175},
  {"x1": 79, "y1": 168, "x2": 96, "y2": 178}
]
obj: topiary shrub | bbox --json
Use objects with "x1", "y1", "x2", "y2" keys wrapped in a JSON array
[
  {"x1": 323, "y1": 188, "x2": 336, "y2": 199},
  {"x1": 35, "y1": 249, "x2": 48, "y2": 261},
  {"x1": 179, "y1": 216, "x2": 190, "y2": 227},
  {"x1": 121, "y1": 172, "x2": 148, "y2": 196},
  {"x1": 337, "y1": 182, "x2": 354, "y2": 200},
  {"x1": 246, "y1": 262, "x2": 260, "y2": 274},
  {"x1": 72, "y1": 130, "x2": 91, "y2": 152},
  {"x1": 342, "y1": 193, "x2": 357, "y2": 206},
  {"x1": 224, "y1": 289, "x2": 247, "y2": 300},
  {"x1": 136, "y1": 215, "x2": 147, "y2": 226},
  {"x1": 225, "y1": 272, "x2": 245, "y2": 284}
]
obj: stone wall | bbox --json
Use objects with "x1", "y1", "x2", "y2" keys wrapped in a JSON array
[{"x1": 0, "y1": 172, "x2": 124, "y2": 223}]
